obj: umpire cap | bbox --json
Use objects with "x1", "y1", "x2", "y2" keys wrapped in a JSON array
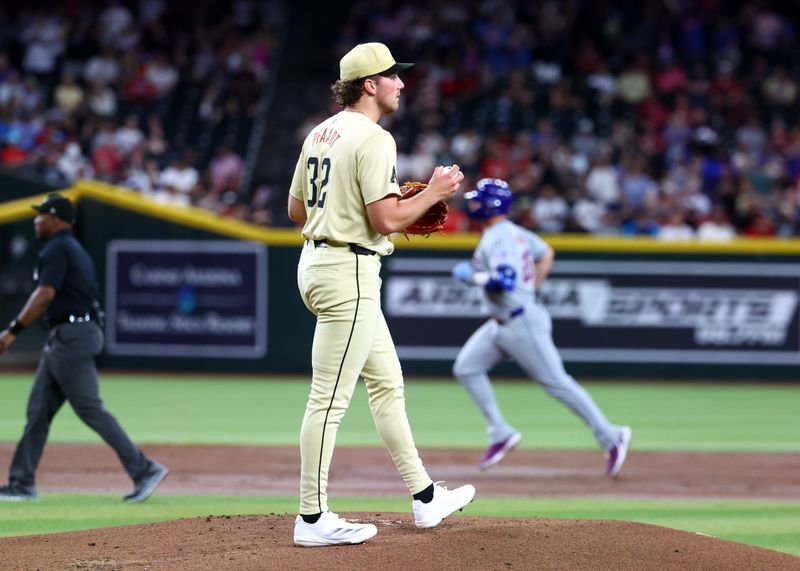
[
  {"x1": 339, "y1": 43, "x2": 413, "y2": 81},
  {"x1": 32, "y1": 193, "x2": 76, "y2": 224}
]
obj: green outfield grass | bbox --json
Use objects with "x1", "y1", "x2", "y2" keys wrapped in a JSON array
[
  {"x1": 0, "y1": 374, "x2": 799, "y2": 451},
  {"x1": 0, "y1": 373, "x2": 798, "y2": 556},
  {"x1": 0, "y1": 495, "x2": 797, "y2": 556}
]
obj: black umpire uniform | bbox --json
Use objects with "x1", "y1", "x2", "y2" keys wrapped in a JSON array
[{"x1": 0, "y1": 194, "x2": 168, "y2": 502}]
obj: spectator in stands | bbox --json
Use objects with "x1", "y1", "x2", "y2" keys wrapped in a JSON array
[
  {"x1": 621, "y1": 209, "x2": 660, "y2": 236},
  {"x1": 20, "y1": 76, "x2": 46, "y2": 115},
  {"x1": 21, "y1": 13, "x2": 64, "y2": 83},
  {"x1": 709, "y1": 60, "x2": 746, "y2": 124},
  {"x1": 0, "y1": 51, "x2": 11, "y2": 83},
  {"x1": 0, "y1": 70, "x2": 25, "y2": 109},
  {"x1": 113, "y1": 114, "x2": 144, "y2": 157},
  {"x1": 531, "y1": 184, "x2": 568, "y2": 234},
  {"x1": 617, "y1": 55, "x2": 653, "y2": 106},
  {"x1": 585, "y1": 149, "x2": 620, "y2": 207},
  {"x1": 120, "y1": 148, "x2": 157, "y2": 194},
  {"x1": 198, "y1": 77, "x2": 224, "y2": 122},
  {"x1": 122, "y1": 63, "x2": 158, "y2": 103},
  {"x1": 84, "y1": 48, "x2": 120, "y2": 86},
  {"x1": 144, "y1": 52, "x2": 178, "y2": 99},
  {"x1": 248, "y1": 183, "x2": 273, "y2": 225},
  {"x1": 619, "y1": 154, "x2": 658, "y2": 211},
  {"x1": 8, "y1": 0, "x2": 800, "y2": 236},
  {"x1": 91, "y1": 137, "x2": 122, "y2": 182},
  {"x1": 1, "y1": 131, "x2": 29, "y2": 168},
  {"x1": 762, "y1": 66, "x2": 798, "y2": 121},
  {"x1": 56, "y1": 141, "x2": 94, "y2": 183},
  {"x1": 655, "y1": 58, "x2": 688, "y2": 96},
  {"x1": 397, "y1": 141, "x2": 436, "y2": 183},
  {"x1": 144, "y1": 114, "x2": 168, "y2": 158},
  {"x1": 450, "y1": 128, "x2": 483, "y2": 173},
  {"x1": 0, "y1": 0, "x2": 281, "y2": 225},
  {"x1": 89, "y1": 120, "x2": 115, "y2": 152},
  {"x1": 697, "y1": 204, "x2": 737, "y2": 241},
  {"x1": 191, "y1": 29, "x2": 218, "y2": 82},
  {"x1": 53, "y1": 72, "x2": 85, "y2": 117},
  {"x1": 658, "y1": 209, "x2": 695, "y2": 241},
  {"x1": 743, "y1": 201, "x2": 778, "y2": 237},
  {"x1": 208, "y1": 146, "x2": 244, "y2": 193},
  {"x1": 97, "y1": 0, "x2": 134, "y2": 47},
  {"x1": 158, "y1": 151, "x2": 199, "y2": 198},
  {"x1": 86, "y1": 81, "x2": 117, "y2": 118},
  {"x1": 570, "y1": 119, "x2": 600, "y2": 162},
  {"x1": 480, "y1": 136, "x2": 515, "y2": 180},
  {"x1": 570, "y1": 191, "x2": 607, "y2": 234},
  {"x1": 747, "y1": 4, "x2": 792, "y2": 52}
]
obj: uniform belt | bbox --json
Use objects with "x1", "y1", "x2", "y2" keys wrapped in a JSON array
[
  {"x1": 47, "y1": 313, "x2": 94, "y2": 328},
  {"x1": 493, "y1": 307, "x2": 524, "y2": 325},
  {"x1": 310, "y1": 239, "x2": 376, "y2": 256}
]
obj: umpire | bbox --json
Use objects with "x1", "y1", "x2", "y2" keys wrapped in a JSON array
[{"x1": 0, "y1": 193, "x2": 167, "y2": 502}]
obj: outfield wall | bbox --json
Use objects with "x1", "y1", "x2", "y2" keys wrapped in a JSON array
[{"x1": 1, "y1": 180, "x2": 799, "y2": 379}]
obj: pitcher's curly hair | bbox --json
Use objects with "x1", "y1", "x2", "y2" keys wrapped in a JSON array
[{"x1": 331, "y1": 75, "x2": 379, "y2": 108}]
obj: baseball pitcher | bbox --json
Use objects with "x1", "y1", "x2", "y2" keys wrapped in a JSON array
[{"x1": 287, "y1": 42, "x2": 475, "y2": 547}]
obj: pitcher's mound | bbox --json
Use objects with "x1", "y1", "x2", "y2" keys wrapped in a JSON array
[{"x1": 2, "y1": 513, "x2": 798, "y2": 570}]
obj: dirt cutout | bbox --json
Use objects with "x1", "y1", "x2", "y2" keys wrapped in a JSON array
[{"x1": 1, "y1": 443, "x2": 800, "y2": 570}]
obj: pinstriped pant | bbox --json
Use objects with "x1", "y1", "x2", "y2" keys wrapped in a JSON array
[{"x1": 296, "y1": 242, "x2": 431, "y2": 515}]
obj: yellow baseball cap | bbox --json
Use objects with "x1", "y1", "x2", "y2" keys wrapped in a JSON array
[{"x1": 339, "y1": 42, "x2": 413, "y2": 82}]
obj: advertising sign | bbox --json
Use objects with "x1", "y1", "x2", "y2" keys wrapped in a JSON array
[
  {"x1": 385, "y1": 258, "x2": 800, "y2": 365},
  {"x1": 106, "y1": 240, "x2": 267, "y2": 358}
]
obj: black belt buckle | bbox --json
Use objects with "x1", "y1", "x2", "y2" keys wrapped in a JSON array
[
  {"x1": 349, "y1": 243, "x2": 376, "y2": 256},
  {"x1": 310, "y1": 239, "x2": 375, "y2": 256}
]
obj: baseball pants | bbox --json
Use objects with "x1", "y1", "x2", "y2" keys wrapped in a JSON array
[
  {"x1": 297, "y1": 241, "x2": 432, "y2": 515},
  {"x1": 9, "y1": 323, "x2": 151, "y2": 490}
]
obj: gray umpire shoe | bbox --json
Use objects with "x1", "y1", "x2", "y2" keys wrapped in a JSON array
[
  {"x1": 0, "y1": 484, "x2": 38, "y2": 501},
  {"x1": 412, "y1": 482, "x2": 476, "y2": 529},
  {"x1": 123, "y1": 462, "x2": 169, "y2": 503}
]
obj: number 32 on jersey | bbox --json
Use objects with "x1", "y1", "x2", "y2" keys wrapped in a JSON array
[{"x1": 307, "y1": 157, "x2": 331, "y2": 208}]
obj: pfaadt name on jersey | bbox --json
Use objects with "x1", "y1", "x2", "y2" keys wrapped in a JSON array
[{"x1": 312, "y1": 127, "x2": 342, "y2": 147}]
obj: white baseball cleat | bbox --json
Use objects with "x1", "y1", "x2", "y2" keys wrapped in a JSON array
[
  {"x1": 412, "y1": 482, "x2": 476, "y2": 529},
  {"x1": 293, "y1": 512, "x2": 377, "y2": 547}
]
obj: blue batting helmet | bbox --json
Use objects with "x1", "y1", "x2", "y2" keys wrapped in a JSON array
[{"x1": 463, "y1": 178, "x2": 513, "y2": 220}]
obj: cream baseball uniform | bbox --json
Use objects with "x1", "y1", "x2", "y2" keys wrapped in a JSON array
[{"x1": 290, "y1": 109, "x2": 432, "y2": 515}]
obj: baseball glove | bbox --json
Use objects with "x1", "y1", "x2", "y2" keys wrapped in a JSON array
[{"x1": 399, "y1": 181, "x2": 449, "y2": 236}]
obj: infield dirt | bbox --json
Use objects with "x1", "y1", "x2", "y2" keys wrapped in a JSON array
[{"x1": 1, "y1": 443, "x2": 799, "y2": 570}]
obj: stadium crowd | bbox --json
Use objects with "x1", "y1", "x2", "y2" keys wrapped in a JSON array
[
  {"x1": 4, "y1": 1, "x2": 800, "y2": 238},
  {"x1": 0, "y1": 0, "x2": 281, "y2": 224},
  {"x1": 303, "y1": 0, "x2": 800, "y2": 238}
]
